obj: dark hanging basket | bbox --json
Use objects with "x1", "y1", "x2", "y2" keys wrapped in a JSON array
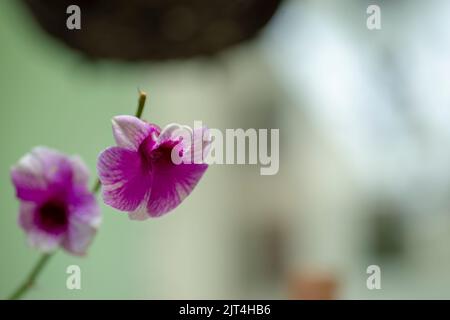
[{"x1": 21, "y1": 0, "x2": 283, "y2": 62}]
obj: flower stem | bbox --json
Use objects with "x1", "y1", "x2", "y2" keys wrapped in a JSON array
[
  {"x1": 135, "y1": 89, "x2": 147, "y2": 118},
  {"x1": 8, "y1": 253, "x2": 53, "y2": 300},
  {"x1": 92, "y1": 179, "x2": 102, "y2": 194},
  {"x1": 91, "y1": 90, "x2": 147, "y2": 193}
]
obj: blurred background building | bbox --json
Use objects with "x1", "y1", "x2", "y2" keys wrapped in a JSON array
[{"x1": 1, "y1": 0, "x2": 450, "y2": 299}]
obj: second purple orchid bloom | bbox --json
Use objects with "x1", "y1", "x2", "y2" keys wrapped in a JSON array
[
  {"x1": 97, "y1": 116, "x2": 210, "y2": 220},
  {"x1": 11, "y1": 147, "x2": 101, "y2": 255}
]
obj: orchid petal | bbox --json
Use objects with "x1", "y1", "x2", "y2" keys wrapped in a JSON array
[
  {"x1": 147, "y1": 161, "x2": 208, "y2": 217},
  {"x1": 11, "y1": 147, "x2": 73, "y2": 202},
  {"x1": 112, "y1": 115, "x2": 159, "y2": 151},
  {"x1": 97, "y1": 147, "x2": 151, "y2": 212}
]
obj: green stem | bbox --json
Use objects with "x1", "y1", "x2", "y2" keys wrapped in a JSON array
[
  {"x1": 92, "y1": 179, "x2": 102, "y2": 194},
  {"x1": 8, "y1": 253, "x2": 53, "y2": 300},
  {"x1": 135, "y1": 89, "x2": 147, "y2": 119}
]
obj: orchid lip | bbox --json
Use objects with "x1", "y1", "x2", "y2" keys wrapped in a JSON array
[{"x1": 36, "y1": 199, "x2": 69, "y2": 235}]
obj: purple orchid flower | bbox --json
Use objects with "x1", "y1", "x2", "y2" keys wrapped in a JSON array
[
  {"x1": 10, "y1": 147, "x2": 101, "y2": 255},
  {"x1": 97, "y1": 115, "x2": 210, "y2": 219}
]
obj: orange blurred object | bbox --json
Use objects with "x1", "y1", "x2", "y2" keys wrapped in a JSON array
[{"x1": 288, "y1": 271, "x2": 339, "y2": 300}]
